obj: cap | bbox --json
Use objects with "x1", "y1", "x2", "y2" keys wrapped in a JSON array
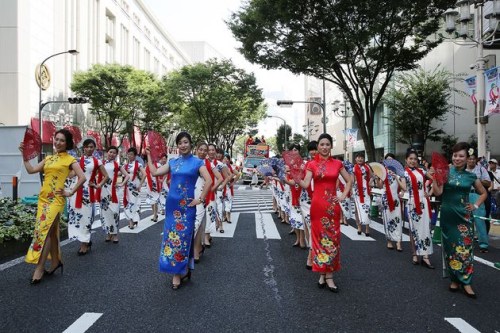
[{"x1": 489, "y1": 158, "x2": 498, "y2": 164}]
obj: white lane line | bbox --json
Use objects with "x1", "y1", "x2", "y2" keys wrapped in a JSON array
[
  {"x1": 119, "y1": 214, "x2": 161, "y2": 234},
  {"x1": 444, "y1": 318, "x2": 481, "y2": 333},
  {"x1": 474, "y1": 256, "x2": 498, "y2": 270},
  {"x1": 340, "y1": 225, "x2": 375, "y2": 241},
  {"x1": 369, "y1": 221, "x2": 410, "y2": 242},
  {"x1": 211, "y1": 213, "x2": 240, "y2": 238},
  {"x1": 63, "y1": 312, "x2": 103, "y2": 333},
  {"x1": 256, "y1": 213, "x2": 281, "y2": 240}
]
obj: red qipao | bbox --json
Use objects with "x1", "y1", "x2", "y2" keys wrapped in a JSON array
[{"x1": 307, "y1": 155, "x2": 344, "y2": 273}]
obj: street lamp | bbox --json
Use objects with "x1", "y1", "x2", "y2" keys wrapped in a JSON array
[
  {"x1": 302, "y1": 119, "x2": 319, "y2": 140},
  {"x1": 266, "y1": 115, "x2": 288, "y2": 150},
  {"x1": 442, "y1": 1, "x2": 500, "y2": 157},
  {"x1": 37, "y1": 49, "x2": 78, "y2": 162},
  {"x1": 333, "y1": 94, "x2": 353, "y2": 160},
  {"x1": 277, "y1": 98, "x2": 327, "y2": 133}
]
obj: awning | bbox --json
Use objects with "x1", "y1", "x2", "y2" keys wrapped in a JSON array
[{"x1": 30, "y1": 118, "x2": 56, "y2": 144}]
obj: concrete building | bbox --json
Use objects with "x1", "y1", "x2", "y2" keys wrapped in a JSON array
[
  {"x1": 0, "y1": 0, "x2": 191, "y2": 129},
  {"x1": 178, "y1": 41, "x2": 225, "y2": 63}
]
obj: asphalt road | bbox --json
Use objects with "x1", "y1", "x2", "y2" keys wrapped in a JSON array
[{"x1": 0, "y1": 186, "x2": 499, "y2": 333}]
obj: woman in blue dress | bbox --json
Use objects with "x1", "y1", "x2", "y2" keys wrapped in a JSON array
[
  {"x1": 146, "y1": 132, "x2": 212, "y2": 289},
  {"x1": 432, "y1": 142, "x2": 487, "y2": 298}
]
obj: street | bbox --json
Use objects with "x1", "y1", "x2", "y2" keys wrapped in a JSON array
[{"x1": 1, "y1": 186, "x2": 499, "y2": 333}]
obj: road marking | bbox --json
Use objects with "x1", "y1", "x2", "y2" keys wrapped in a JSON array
[
  {"x1": 119, "y1": 214, "x2": 162, "y2": 234},
  {"x1": 369, "y1": 221, "x2": 410, "y2": 241},
  {"x1": 256, "y1": 213, "x2": 281, "y2": 240},
  {"x1": 211, "y1": 212, "x2": 240, "y2": 238},
  {"x1": 340, "y1": 225, "x2": 376, "y2": 241},
  {"x1": 62, "y1": 312, "x2": 103, "y2": 333},
  {"x1": 444, "y1": 318, "x2": 481, "y2": 333}
]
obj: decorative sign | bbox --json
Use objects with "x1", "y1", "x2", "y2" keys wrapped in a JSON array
[{"x1": 35, "y1": 64, "x2": 51, "y2": 91}]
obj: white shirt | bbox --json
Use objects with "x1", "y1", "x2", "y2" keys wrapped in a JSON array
[{"x1": 490, "y1": 168, "x2": 500, "y2": 190}]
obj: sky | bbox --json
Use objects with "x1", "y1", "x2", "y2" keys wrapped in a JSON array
[{"x1": 142, "y1": 0, "x2": 306, "y2": 138}]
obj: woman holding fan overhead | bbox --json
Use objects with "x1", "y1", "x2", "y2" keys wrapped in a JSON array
[
  {"x1": 432, "y1": 142, "x2": 487, "y2": 298},
  {"x1": 299, "y1": 133, "x2": 352, "y2": 292}
]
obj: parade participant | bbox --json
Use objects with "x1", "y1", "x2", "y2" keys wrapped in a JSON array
[
  {"x1": 251, "y1": 165, "x2": 259, "y2": 188},
  {"x1": 158, "y1": 154, "x2": 168, "y2": 215},
  {"x1": 146, "y1": 132, "x2": 212, "y2": 290},
  {"x1": 223, "y1": 155, "x2": 239, "y2": 224},
  {"x1": 299, "y1": 134, "x2": 352, "y2": 292},
  {"x1": 19, "y1": 129, "x2": 86, "y2": 284},
  {"x1": 68, "y1": 138, "x2": 109, "y2": 255},
  {"x1": 98, "y1": 146, "x2": 129, "y2": 244},
  {"x1": 203, "y1": 147, "x2": 223, "y2": 247},
  {"x1": 300, "y1": 141, "x2": 317, "y2": 269},
  {"x1": 377, "y1": 153, "x2": 406, "y2": 251},
  {"x1": 465, "y1": 149, "x2": 491, "y2": 253},
  {"x1": 338, "y1": 159, "x2": 354, "y2": 226},
  {"x1": 353, "y1": 153, "x2": 372, "y2": 236},
  {"x1": 404, "y1": 148, "x2": 434, "y2": 268},
  {"x1": 283, "y1": 144, "x2": 305, "y2": 248},
  {"x1": 123, "y1": 147, "x2": 145, "y2": 230},
  {"x1": 145, "y1": 154, "x2": 163, "y2": 222},
  {"x1": 432, "y1": 142, "x2": 487, "y2": 298},
  {"x1": 213, "y1": 147, "x2": 232, "y2": 232}
]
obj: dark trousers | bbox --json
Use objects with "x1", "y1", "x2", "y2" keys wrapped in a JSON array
[{"x1": 484, "y1": 191, "x2": 492, "y2": 234}]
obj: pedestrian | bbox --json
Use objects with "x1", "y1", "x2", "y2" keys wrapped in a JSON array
[
  {"x1": 223, "y1": 156, "x2": 239, "y2": 223},
  {"x1": 97, "y1": 146, "x2": 129, "y2": 244},
  {"x1": 68, "y1": 138, "x2": 109, "y2": 255},
  {"x1": 123, "y1": 147, "x2": 145, "y2": 230},
  {"x1": 19, "y1": 129, "x2": 86, "y2": 284},
  {"x1": 299, "y1": 133, "x2": 352, "y2": 292},
  {"x1": 145, "y1": 155, "x2": 163, "y2": 222},
  {"x1": 431, "y1": 142, "x2": 487, "y2": 298},
  {"x1": 208, "y1": 144, "x2": 229, "y2": 233},
  {"x1": 488, "y1": 158, "x2": 500, "y2": 223},
  {"x1": 352, "y1": 153, "x2": 372, "y2": 236},
  {"x1": 404, "y1": 148, "x2": 434, "y2": 268},
  {"x1": 202, "y1": 145, "x2": 223, "y2": 247},
  {"x1": 251, "y1": 165, "x2": 259, "y2": 187},
  {"x1": 300, "y1": 141, "x2": 317, "y2": 270},
  {"x1": 465, "y1": 149, "x2": 491, "y2": 252},
  {"x1": 158, "y1": 154, "x2": 168, "y2": 215},
  {"x1": 377, "y1": 153, "x2": 406, "y2": 251},
  {"x1": 146, "y1": 132, "x2": 212, "y2": 290}
]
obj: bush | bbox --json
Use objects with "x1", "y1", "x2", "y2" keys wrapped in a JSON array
[{"x1": 0, "y1": 198, "x2": 67, "y2": 244}]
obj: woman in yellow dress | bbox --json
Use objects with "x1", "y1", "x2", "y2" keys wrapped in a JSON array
[{"x1": 19, "y1": 129, "x2": 86, "y2": 284}]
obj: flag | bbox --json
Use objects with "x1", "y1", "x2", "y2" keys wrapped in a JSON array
[
  {"x1": 464, "y1": 76, "x2": 477, "y2": 105},
  {"x1": 344, "y1": 128, "x2": 358, "y2": 147},
  {"x1": 485, "y1": 67, "x2": 500, "y2": 116}
]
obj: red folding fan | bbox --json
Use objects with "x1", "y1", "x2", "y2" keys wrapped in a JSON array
[
  {"x1": 22, "y1": 128, "x2": 42, "y2": 161},
  {"x1": 431, "y1": 152, "x2": 450, "y2": 185}
]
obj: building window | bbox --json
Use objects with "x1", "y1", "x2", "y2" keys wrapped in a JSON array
[
  {"x1": 373, "y1": 104, "x2": 384, "y2": 136},
  {"x1": 133, "y1": 37, "x2": 140, "y2": 67},
  {"x1": 133, "y1": 13, "x2": 140, "y2": 26},
  {"x1": 154, "y1": 57, "x2": 159, "y2": 74},
  {"x1": 144, "y1": 48, "x2": 151, "y2": 71},
  {"x1": 121, "y1": 25, "x2": 129, "y2": 64},
  {"x1": 106, "y1": 11, "x2": 115, "y2": 39},
  {"x1": 105, "y1": 11, "x2": 115, "y2": 63}
]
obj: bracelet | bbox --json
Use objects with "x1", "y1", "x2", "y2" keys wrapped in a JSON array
[
  {"x1": 199, "y1": 197, "x2": 205, "y2": 204},
  {"x1": 473, "y1": 203, "x2": 479, "y2": 210}
]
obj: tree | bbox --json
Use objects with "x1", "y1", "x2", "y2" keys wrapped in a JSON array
[
  {"x1": 161, "y1": 59, "x2": 265, "y2": 155},
  {"x1": 276, "y1": 124, "x2": 292, "y2": 154},
  {"x1": 228, "y1": 0, "x2": 455, "y2": 161},
  {"x1": 441, "y1": 134, "x2": 458, "y2": 162},
  {"x1": 384, "y1": 67, "x2": 462, "y2": 153}
]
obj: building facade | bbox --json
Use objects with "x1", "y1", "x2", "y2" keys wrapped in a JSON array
[{"x1": 0, "y1": 0, "x2": 191, "y2": 129}]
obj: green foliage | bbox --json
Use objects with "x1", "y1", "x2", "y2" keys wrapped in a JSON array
[
  {"x1": 441, "y1": 134, "x2": 458, "y2": 161},
  {"x1": 276, "y1": 124, "x2": 293, "y2": 154},
  {"x1": 384, "y1": 67, "x2": 462, "y2": 152},
  {"x1": 161, "y1": 59, "x2": 265, "y2": 155},
  {"x1": 228, "y1": 0, "x2": 455, "y2": 160}
]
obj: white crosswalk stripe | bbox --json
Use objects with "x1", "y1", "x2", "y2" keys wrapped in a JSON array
[{"x1": 231, "y1": 187, "x2": 274, "y2": 213}]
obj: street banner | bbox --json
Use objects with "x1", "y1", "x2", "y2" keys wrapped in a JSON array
[
  {"x1": 464, "y1": 76, "x2": 477, "y2": 105},
  {"x1": 485, "y1": 67, "x2": 500, "y2": 116},
  {"x1": 344, "y1": 128, "x2": 358, "y2": 147}
]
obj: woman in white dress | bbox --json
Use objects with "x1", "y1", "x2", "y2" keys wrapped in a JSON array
[
  {"x1": 300, "y1": 141, "x2": 317, "y2": 269},
  {"x1": 68, "y1": 138, "x2": 109, "y2": 255},
  {"x1": 123, "y1": 147, "x2": 146, "y2": 229},
  {"x1": 404, "y1": 149, "x2": 434, "y2": 268},
  {"x1": 97, "y1": 146, "x2": 129, "y2": 243},
  {"x1": 352, "y1": 154, "x2": 372, "y2": 236},
  {"x1": 338, "y1": 160, "x2": 354, "y2": 226},
  {"x1": 145, "y1": 158, "x2": 162, "y2": 222}
]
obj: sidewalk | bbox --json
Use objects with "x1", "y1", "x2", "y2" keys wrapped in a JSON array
[{"x1": 491, "y1": 223, "x2": 500, "y2": 237}]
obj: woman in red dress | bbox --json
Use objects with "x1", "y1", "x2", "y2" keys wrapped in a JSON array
[{"x1": 299, "y1": 133, "x2": 352, "y2": 292}]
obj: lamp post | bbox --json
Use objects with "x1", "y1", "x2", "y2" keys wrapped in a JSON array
[
  {"x1": 443, "y1": 1, "x2": 500, "y2": 157},
  {"x1": 303, "y1": 119, "x2": 319, "y2": 140},
  {"x1": 333, "y1": 95, "x2": 352, "y2": 160},
  {"x1": 37, "y1": 50, "x2": 78, "y2": 161},
  {"x1": 277, "y1": 99, "x2": 327, "y2": 133},
  {"x1": 267, "y1": 115, "x2": 287, "y2": 150}
]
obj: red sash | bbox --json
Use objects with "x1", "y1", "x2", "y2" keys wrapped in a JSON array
[
  {"x1": 354, "y1": 163, "x2": 371, "y2": 203},
  {"x1": 96, "y1": 161, "x2": 119, "y2": 203},
  {"x1": 146, "y1": 163, "x2": 162, "y2": 192},
  {"x1": 123, "y1": 161, "x2": 139, "y2": 207},
  {"x1": 384, "y1": 174, "x2": 396, "y2": 212},
  {"x1": 228, "y1": 164, "x2": 234, "y2": 196},
  {"x1": 406, "y1": 167, "x2": 431, "y2": 218},
  {"x1": 288, "y1": 176, "x2": 301, "y2": 206},
  {"x1": 75, "y1": 156, "x2": 99, "y2": 208},
  {"x1": 205, "y1": 159, "x2": 215, "y2": 204}
]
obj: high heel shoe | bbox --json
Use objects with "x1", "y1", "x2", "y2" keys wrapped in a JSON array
[
  {"x1": 181, "y1": 270, "x2": 191, "y2": 282},
  {"x1": 421, "y1": 258, "x2": 435, "y2": 269},
  {"x1": 325, "y1": 278, "x2": 339, "y2": 293},
  {"x1": 77, "y1": 241, "x2": 92, "y2": 256},
  {"x1": 318, "y1": 274, "x2": 326, "y2": 289},
  {"x1": 134, "y1": 222, "x2": 138, "y2": 227},
  {"x1": 45, "y1": 262, "x2": 64, "y2": 276},
  {"x1": 463, "y1": 286, "x2": 477, "y2": 299},
  {"x1": 306, "y1": 265, "x2": 312, "y2": 270},
  {"x1": 128, "y1": 222, "x2": 135, "y2": 230},
  {"x1": 365, "y1": 233, "x2": 370, "y2": 237},
  {"x1": 30, "y1": 271, "x2": 44, "y2": 285},
  {"x1": 412, "y1": 255, "x2": 419, "y2": 265}
]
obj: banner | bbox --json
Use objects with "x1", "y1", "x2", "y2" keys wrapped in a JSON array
[
  {"x1": 464, "y1": 76, "x2": 477, "y2": 105},
  {"x1": 344, "y1": 128, "x2": 358, "y2": 147},
  {"x1": 485, "y1": 67, "x2": 500, "y2": 116}
]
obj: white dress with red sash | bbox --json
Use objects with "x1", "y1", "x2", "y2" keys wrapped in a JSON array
[
  {"x1": 353, "y1": 163, "x2": 372, "y2": 225},
  {"x1": 124, "y1": 160, "x2": 143, "y2": 222},
  {"x1": 98, "y1": 160, "x2": 120, "y2": 235},
  {"x1": 68, "y1": 156, "x2": 102, "y2": 242},
  {"x1": 145, "y1": 162, "x2": 161, "y2": 205}
]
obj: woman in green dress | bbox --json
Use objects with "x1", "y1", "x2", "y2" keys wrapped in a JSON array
[{"x1": 432, "y1": 142, "x2": 487, "y2": 298}]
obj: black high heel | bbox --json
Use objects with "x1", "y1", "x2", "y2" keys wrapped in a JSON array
[
  {"x1": 30, "y1": 277, "x2": 42, "y2": 285},
  {"x1": 306, "y1": 265, "x2": 312, "y2": 270},
  {"x1": 325, "y1": 277, "x2": 339, "y2": 293},
  {"x1": 77, "y1": 241, "x2": 92, "y2": 256},
  {"x1": 318, "y1": 274, "x2": 326, "y2": 289},
  {"x1": 181, "y1": 270, "x2": 191, "y2": 282},
  {"x1": 45, "y1": 262, "x2": 64, "y2": 276},
  {"x1": 421, "y1": 258, "x2": 435, "y2": 269},
  {"x1": 134, "y1": 222, "x2": 138, "y2": 227},
  {"x1": 412, "y1": 255, "x2": 419, "y2": 265}
]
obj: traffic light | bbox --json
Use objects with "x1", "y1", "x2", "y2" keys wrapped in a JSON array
[{"x1": 68, "y1": 97, "x2": 89, "y2": 104}]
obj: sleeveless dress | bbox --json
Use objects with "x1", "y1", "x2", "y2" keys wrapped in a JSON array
[
  {"x1": 159, "y1": 154, "x2": 203, "y2": 274},
  {"x1": 381, "y1": 172, "x2": 403, "y2": 242},
  {"x1": 307, "y1": 155, "x2": 344, "y2": 273},
  {"x1": 99, "y1": 160, "x2": 120, "y2": 235},
  {"x1": 353, "y1": 163, "x2": 372, "y2": 225},
  {"x1": 123, "y1": 161, "x2": 143, "y2": 223},
  {"x1": 441, "y1": 167, "x2": 477, "y2": 285},
  {"x1": 26, "y1": 152, "x2": 76, "y2": 264}
]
